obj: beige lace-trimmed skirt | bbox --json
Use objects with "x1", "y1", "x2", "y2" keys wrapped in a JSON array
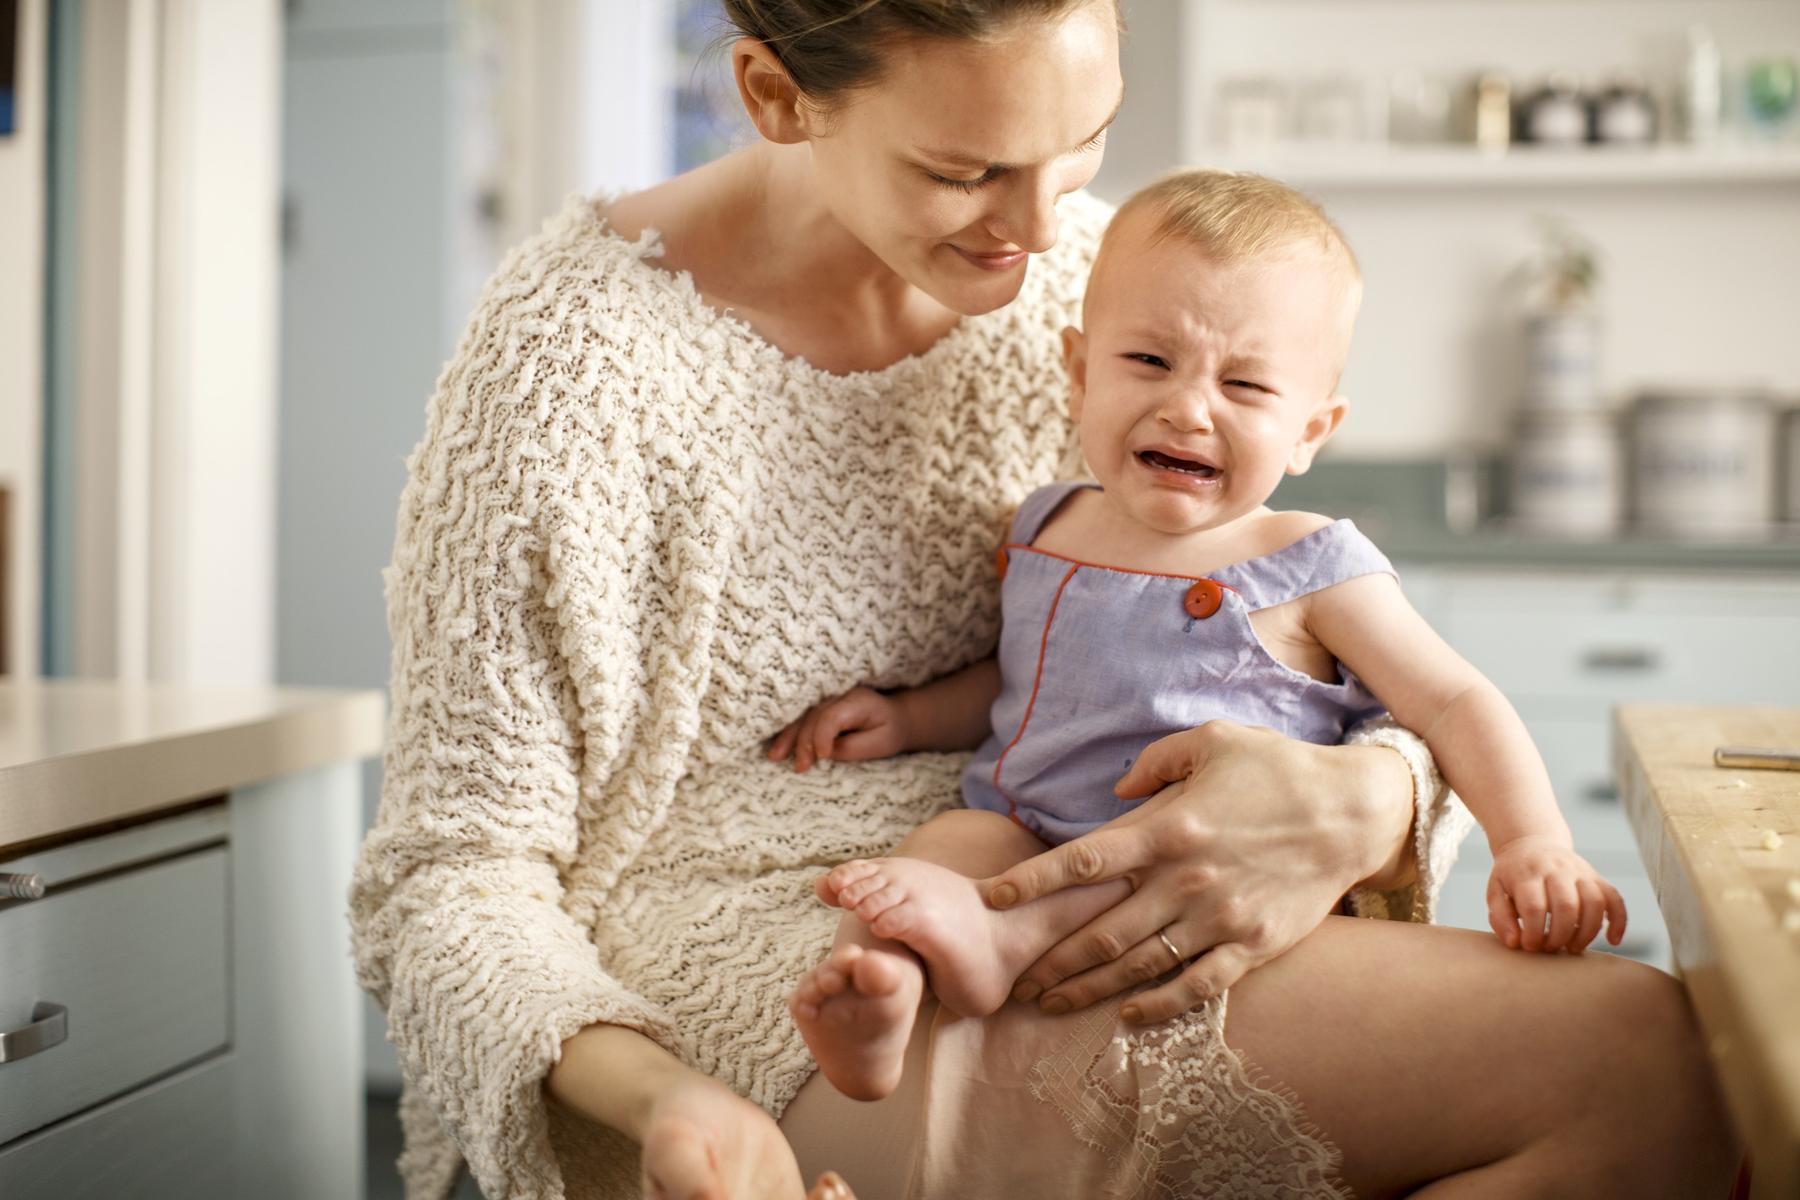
[{"x1": 780, "y1": 993, "x2": 1353, "y2": 1199}]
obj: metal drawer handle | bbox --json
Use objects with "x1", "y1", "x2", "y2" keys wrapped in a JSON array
[
  {"x1": 1582, "y1": 781, "x2": 1619, "y2": 804},
  {"x1": 2, "y1": 873, "x2": 47, "y2": 900},
  {"x1": 1580, "y1": 647, "x2": 1660, "y2": 672},
  {"x1": 0, "y1": 1002, "x2": 69, "y2": 1064}
]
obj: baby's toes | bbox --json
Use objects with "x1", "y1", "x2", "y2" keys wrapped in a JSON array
[
  {"x1": 813, "y1": 960, "x2": 852, "y2": 997},
  {"x1": 850, "y1": 883, "x2": 906, "y2": 926},
  {"x1": 835, "y1": 868, "x2": 892, "y2": 908},
  {"x1": 828, "y1": 860, "x2": 880, "y2": 893},
  {"x1": 790, "y1": 981, "x2": 822, "y2": 1019}
]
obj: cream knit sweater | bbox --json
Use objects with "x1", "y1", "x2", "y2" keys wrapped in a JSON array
[{"x1": 349, "y1": 190, "x2": 1473, "y2": 1200}]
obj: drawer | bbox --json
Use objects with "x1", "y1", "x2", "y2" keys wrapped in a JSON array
[
  {"x1": 0, "y1": 847, "x2": 230, "y2": 1144},
  {"x1": 1433, "y1": 572, "x2": 1800, "y2": 709},
  {"x1": 0, "y1": 1055, "x2": 231, "y2": 1197},
  {"x1": 1444, "y1": 611, "x2": 1800, "y2": 709}
]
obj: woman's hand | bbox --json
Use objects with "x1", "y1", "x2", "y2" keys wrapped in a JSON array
[
  {"x1": 767, "y1": 687, "x2": 911, "y2": 773},
  {"x1": 986, "y1": 720, "x2": 1414, "y2": 1024},
  {"x1": 641, "y1": 1075, "x2": 854, "y2": 1200},
  {"x1": 548, "y1": 1023, "x2": 854, "y2": 1200}
]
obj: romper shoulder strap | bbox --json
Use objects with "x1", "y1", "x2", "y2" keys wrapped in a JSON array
[
  {"x1": 1213, "y1": 519, "x2": 1397, "y2": 611},
  {"x1": 1007, "y1": 481, "x2": 1095, "y2": 546}
]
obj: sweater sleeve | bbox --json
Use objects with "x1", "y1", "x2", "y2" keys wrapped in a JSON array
[
  {"x1": 349, "y1": 283, "x2": 672, "y2": 1199},
  {"x1": 1342, "y1": 715, "x2": 1477, "y2": 923}
]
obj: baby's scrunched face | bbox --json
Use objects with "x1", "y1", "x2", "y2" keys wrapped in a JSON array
[{"x1": 1063, "y1": 209, "x2": 1355, "y2": 538}]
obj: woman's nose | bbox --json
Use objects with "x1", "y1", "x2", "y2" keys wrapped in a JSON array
[{"x1": 992, "y1": 174, "x2": 1060, "y2": 254}]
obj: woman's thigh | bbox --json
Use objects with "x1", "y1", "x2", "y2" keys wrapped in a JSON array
[{"x1": 1223, "y1": 915, "x2": 1729, "y2": 1198}]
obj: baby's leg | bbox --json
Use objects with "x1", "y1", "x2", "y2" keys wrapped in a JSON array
[
  {"x1": 821, "y1": 809, "x2": 1131, "y2": 1018},
  {"x1": 791, "y1": 809, "x2": 1126, "y2": 1102}
]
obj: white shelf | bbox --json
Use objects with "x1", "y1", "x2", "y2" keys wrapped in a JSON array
[{"x1": 1194, "y1": 143, "x2": 1800, "y2": 188}]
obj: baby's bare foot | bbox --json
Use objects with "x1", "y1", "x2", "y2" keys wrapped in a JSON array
[
  {"x1": 789, "y1": 943, "x2": 922, "y2": 1102},
  {"x1": 818, "y1": 858, "x2": 1018, "y2": 1018}
]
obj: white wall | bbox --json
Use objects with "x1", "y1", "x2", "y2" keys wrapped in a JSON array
[
  {"x1": 0, "y1": 0, "x2": 45, "y2": 678},
  {"x1": 62, "y1": 0, "x2": 280, "y2": 685}
]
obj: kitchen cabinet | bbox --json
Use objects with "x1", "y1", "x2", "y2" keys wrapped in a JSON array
[
  {"x1": 0, "y1": 680, "x2": 383, "y2": 1198},
  {"x1": 1400, "y1": 565, "x2": 1800, "y2": 968}
]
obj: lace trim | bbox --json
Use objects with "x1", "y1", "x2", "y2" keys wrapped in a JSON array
[{"x1": 1028, "y1": 996, "x2": 1353, "y2": 1200}]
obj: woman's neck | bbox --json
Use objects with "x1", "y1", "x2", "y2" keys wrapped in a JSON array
[{"x1": 609, "y1": 143, "x2": 961, "y2": 374}]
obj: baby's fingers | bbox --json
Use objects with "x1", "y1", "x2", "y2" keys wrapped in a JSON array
[
  {"x1": 793, "y1": 707, "x2": 829, "y2": 772},
  {"x1": 1486, "y1": 876, "x2": 1521, "y2": 950},
  {"x1": 1543, "y1": 876, "x2": 1582, "y2": 952},
  {"x1": 1569, "y1": 879, "x2": 1606, "y2": 953},
  {"x1": 767, "y1": 721, "x2": 801, "y2": 763},
  {"x1": 1602, "y1": 880, "x2": 1629, "y2": 945},
  {"x1": 810, "y1": 702, "x2": 863, "y2": 764}
]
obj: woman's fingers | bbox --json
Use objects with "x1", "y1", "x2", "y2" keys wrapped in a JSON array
[
  {"x1": 1117, "y1": 943, "x2": 1253, "y2": 1024},
  {"x1": 1110, "y1": 723, "x2": 1227, "y2": 799},
  {"x1": 1014, "y1": 889, "x2": 1170, "y2": 1002},
  {"x1": 808, "y1": 1171, "x2": 855, "y2": 1200},
  {"x1": 986, "y1": 824, "x2": 1142, "y2": 910},
  {"x1": 1034, "y1": 926, "x2": 1193, "y2": 1012},
  {"x1": 640, "y1": 1120, "x2": 717, "y2": 1200}
]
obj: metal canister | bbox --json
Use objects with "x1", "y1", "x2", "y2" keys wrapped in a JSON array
[
  {"x1": 1524, "y1": 311, "x2": 1601, "y2": 411},
  {"x1": 1630, "y1": 388, "x2": 1775, "y2": 537},
  {"x1": 1510, "y1": 410, "x2": 1621, "y2": 537}
]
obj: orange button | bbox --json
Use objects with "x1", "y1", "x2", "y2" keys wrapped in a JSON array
[
  {"x1": 996, "y1": 546, "x2": 1009, "y2": 581},
  {"x1": 1183, "y1": 579, "x2": 1224, "y2": 619}
]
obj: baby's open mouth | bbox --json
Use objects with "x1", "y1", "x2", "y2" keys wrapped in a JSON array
[{"x1": 1138, "y1": 450, "x2": 1219, "y2": 478}]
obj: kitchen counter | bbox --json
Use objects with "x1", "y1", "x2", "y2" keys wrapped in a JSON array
[
  {"x1": 0, "y1": 677, "x2": 384, "y2": 852},
  {"x1": 0, "y1": 676, "x2": 384, "y2": 1197},
  {"x1": 1615, "y1": 706, "x2": 1800, "y2": 1199},
  {"x1": 1274, "y1": 459, "x2": 1800, "y2": 574}
]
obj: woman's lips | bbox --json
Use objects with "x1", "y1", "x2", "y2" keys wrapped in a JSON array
[{"x1": 953, "y1": 246, "x2": 1028, "y2": 272}]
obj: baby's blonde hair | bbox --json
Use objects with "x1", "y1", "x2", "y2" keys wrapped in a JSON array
[{"x1": 1092, "y1": 168, "x2": 1363, "y2": 339}]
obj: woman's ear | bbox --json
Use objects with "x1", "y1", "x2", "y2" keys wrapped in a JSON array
[
  {"x1": 732, "y1": 40, "x2": 811, "y2": 144},
  {"x1": 1061, "y1": 325, "x2": 1088, "y2": 421},
  {"x1": 1286, "y1": 394, "x2": 1349, "y2": 475}
]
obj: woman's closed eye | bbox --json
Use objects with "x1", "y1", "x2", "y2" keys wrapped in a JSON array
[
  {"x1": 922, "y1": 131, "x2": 1106, "y2": 193},
  {"x1": 927, "y1": 165, "x2": 1010, "y2": 193}
]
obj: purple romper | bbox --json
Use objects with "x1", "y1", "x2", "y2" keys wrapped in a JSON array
[{"x1": 961, "y1": 481, "x2": 1395, "y2": 846}]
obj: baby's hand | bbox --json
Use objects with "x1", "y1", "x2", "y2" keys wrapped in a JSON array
[
  {"x1": 766, "y1": 687, "x2": 912, "y2": 773},
  {"x1": 1486, "y1": 835, "x2": 1627, "y2": 953}
]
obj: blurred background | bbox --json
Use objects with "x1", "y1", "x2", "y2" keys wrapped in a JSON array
[{"x1": 1, "y1": 1, "x2": 1798, "y2": 1195}]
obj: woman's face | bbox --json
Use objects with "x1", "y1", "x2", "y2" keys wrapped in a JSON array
[{"x1": 801, "y1": 1, "x2": 1123, "y2": 316}]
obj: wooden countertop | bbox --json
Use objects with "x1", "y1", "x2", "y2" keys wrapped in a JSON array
[
  {"x1": 1615, "y1": 706, "x2": 1800, "y2": 1199},
  {"x1": 0, "y1": 677, "x2": 385, "y2": 854}
]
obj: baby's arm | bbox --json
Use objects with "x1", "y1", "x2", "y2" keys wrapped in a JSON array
[
  {"x1": 767, "y1": 657, "x2": 1002, "y2": 771},
  {"x1": 1308, "y1": 574, "x2": 1626, "y2": 952}
]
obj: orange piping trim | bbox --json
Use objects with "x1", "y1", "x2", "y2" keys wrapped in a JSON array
[
  {"x1": 1001, "y1": 543, "x2": 1241, "y2": 593},
  {"x1": 993, "y1": 562, "x2": 1080, "y2": 822}
]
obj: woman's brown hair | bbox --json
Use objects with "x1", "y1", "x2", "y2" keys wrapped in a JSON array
[{"x1": 720, "y1": 0, "x2": 1120, "y2": 104}]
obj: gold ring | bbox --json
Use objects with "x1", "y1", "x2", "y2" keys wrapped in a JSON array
[{"x1": 1157, "y1": 929, "x2": 1183, "y2": 967}]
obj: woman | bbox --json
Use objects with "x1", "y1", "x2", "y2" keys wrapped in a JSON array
[{"x1": 350, "y1": 2, "x2": 1737, "y2": 1197}]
